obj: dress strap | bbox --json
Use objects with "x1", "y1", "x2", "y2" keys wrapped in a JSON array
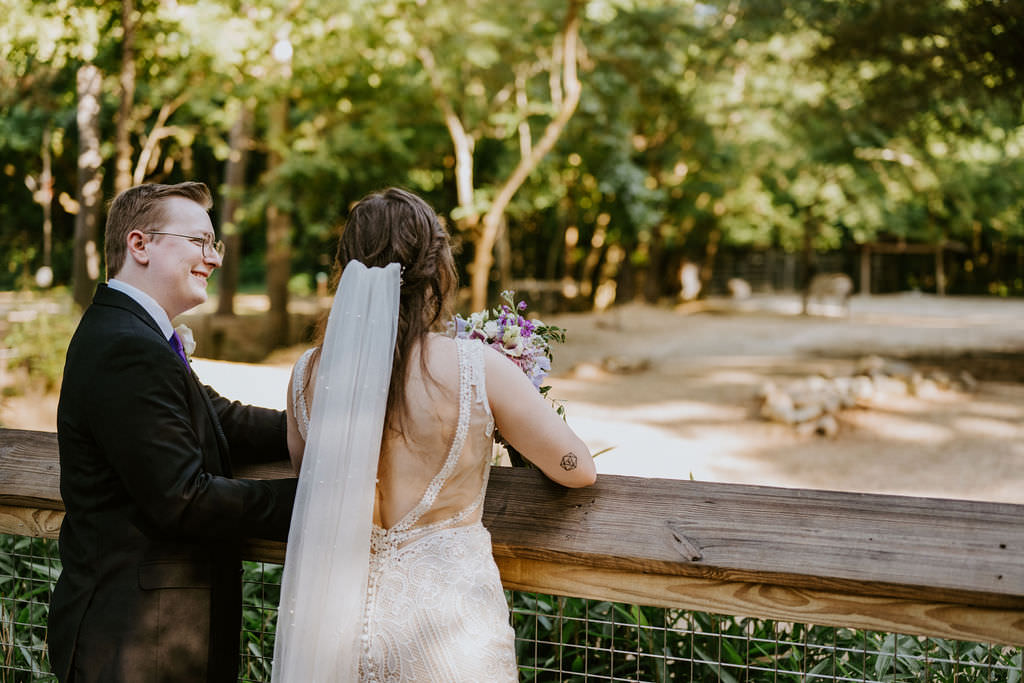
[
  {"x1": 292, "y1": 347, "x2": 316, "y2": 440},
  {"x1": 465, "y1": 340, "x2": 494, "y2": 438}
]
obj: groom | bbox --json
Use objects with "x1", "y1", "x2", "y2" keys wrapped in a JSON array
[{"x1": 49, "y1": 182, "x2": 299, "y2": 683}]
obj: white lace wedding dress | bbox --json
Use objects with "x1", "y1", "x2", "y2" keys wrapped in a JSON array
[{"x1": 290, "y1": 337, "x2": 518, "y2": 682}]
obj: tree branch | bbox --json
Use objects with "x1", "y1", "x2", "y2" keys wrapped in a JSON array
[
  {"x1": 418, "y1": 46, "x2": 479, "y2": 229},
  {"x1": 470, "y1": 0, "x2": 585, "y2": 309},
  {"x1": 132, "y1": 94, "x2": 187, "y2": 185}
]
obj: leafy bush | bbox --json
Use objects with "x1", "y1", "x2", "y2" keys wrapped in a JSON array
[
  {"x1": 0, "y1": 543, "x2": 1020, "y2": 682},
  {"x1": 0, "y1": 535, "x2": 59, "y2": 681},
  {"x1": 2, "y1": 309, "x2": 77, "y2": 394},
  {"x1": 509, "y1": 592, "x2": 1023, "y2": 683}
]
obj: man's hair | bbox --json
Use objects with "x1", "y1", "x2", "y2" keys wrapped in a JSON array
[{"x1": 104, "y1": 182, "x2": 213, "y2": 278}]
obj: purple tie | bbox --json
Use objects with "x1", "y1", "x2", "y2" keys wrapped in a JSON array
[{"x1": 169, "y1": 331, "x2": 189, "y2": 366}]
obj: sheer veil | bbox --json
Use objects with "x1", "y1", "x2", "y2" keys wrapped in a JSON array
[{"x1": 271, "y1": 261, "x2": 401, "y2": 682}]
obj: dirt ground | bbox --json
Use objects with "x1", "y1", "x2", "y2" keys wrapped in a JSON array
[
  {"x1": 538, "y1": 294, "x2": 1024, "y2": 504},
  {"x1": 4, "y1": 292, "x2": 1023, "y2": 505}
]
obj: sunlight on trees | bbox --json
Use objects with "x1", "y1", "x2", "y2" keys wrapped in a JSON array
[{"x1": 0, "y1": 0, "x2": 1020, "y2": 319}]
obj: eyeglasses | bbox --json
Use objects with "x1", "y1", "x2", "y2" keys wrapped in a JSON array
[{"x1": 147, "y1": 231, "x2": 226, "y2": 259}]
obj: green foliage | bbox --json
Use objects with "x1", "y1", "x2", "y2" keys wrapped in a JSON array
[
  {"x1": 239, "y1": 561, "x2": 283, "y2": 681},
  {"x1": 2, "y1": 305, "x2": 77, "y2": 394},
  {"x1": 0, "y1": 542, "x2": 1021, "y2": 682},
  {"x1": 510, "y1": 592, "x2": 1024, "y2": 682},
  {"x1": 0, "y1": 535, "x2": 59, "y2": 681},
  {"x1": 0, "y1": 0, "x2": 1021, "y2": 304}
]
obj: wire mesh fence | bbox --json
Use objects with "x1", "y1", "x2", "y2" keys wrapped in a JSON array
[
  {"x1": 2, "y1": 536, "x2": 1022, "y2": 682},
  {"x1": 510, "y1": 593, "x2": 1024, "y2": 682},
  {"x1": 0, "y1": 536, "x2": 59, "y2": 683}
]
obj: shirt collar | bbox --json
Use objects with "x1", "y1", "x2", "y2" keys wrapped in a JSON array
[{"x1": 107, "y1": 278, "x2": 175, "y2": 340}]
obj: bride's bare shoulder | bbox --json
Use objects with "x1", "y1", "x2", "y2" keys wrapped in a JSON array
[
  {"x1": 411, "y1": 334, "x2": 455, "y2": 381},
  {"x1": 422, "y1": 333, "x2": 457, "y2": 351}
]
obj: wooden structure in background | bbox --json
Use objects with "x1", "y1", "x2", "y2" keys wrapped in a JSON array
[
  {"x1": 1, "y1": 427, "x2": 1022, "y2": 646},
  {"x1": 860, "y1": 240, "x2": 968, "y2": 296}
]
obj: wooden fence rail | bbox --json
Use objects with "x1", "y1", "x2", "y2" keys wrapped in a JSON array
[{"x1": 2, "y1": 427, "x2": 1022, "y2": 646}]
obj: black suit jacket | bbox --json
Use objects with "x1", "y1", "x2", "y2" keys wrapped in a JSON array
[{"x1": 49, "y1": 284, "x2": 298, "y2": 683}]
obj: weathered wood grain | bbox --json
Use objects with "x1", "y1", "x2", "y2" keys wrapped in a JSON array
[
  {"x1": 481, "y1": 468, "x2": 1024, "y2": 609},
  {"x1": 496, "y1": 558, "x2": 1024, "y2": 646},
  {"x1": 0, "y1": 429, "x2": 61, "y2": 509},
  {"x1": 3, "y1": 427, "x2": 1023, "y2": 646},
  {"x1": 0, "y1": 504, "x2": 63, "y2": 539}
]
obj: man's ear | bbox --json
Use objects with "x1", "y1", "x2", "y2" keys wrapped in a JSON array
[{"x1": 126, "y1": 230, "x2": 150, "y2": 266}]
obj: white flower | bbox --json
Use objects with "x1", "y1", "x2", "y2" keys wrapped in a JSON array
[
  {"x1": 482, "y1": 320, "x2": 500, "y2": 340},
  {"x1": 174, "y1": 323, "x2": 196, "y2": 358},
  {"x1": 501, "y1": 325, "x2": 525, "y2": 356}
]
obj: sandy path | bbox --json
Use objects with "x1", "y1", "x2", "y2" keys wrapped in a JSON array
[{"x1": 536, "y1": 295, "x2": 1024, "y2": 503}]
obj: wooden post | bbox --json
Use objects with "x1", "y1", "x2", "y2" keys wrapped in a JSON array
[{"x1": 860, "y1": 245, "x2": 872, "y2": 296}]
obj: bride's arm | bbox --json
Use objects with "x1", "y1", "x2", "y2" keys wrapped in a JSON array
[
  {"x1": 285, "y1": 363, "x2": 306, "y2": 473},
  {"x1": 485, "y1": 347, "x2": 596, "y2": 488}
]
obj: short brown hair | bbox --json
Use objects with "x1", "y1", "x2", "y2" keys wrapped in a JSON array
[{"x1": 104, "y1": 182, "x2": 213, "y2": 278}]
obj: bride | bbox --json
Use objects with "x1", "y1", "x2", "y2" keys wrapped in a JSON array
[{"x1": 271, "y1": 187, "x2": 596, "y2": 682}]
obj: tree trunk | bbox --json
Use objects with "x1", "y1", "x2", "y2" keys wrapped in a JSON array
[
  {"x1": 800, "y1": 218, "x2": 818, "y2": 315},
  {"x1": 73, "y1": 64, "x2": 104, "y2": 308},
  {"x1": 468, "y1": 0, "x2": 584, "y2": 311},
  {"x1": 643, "y1": 224, "x2": 666, "y2": 303},
  {"x1": 417, "y1": 47, "x2": 478, "y2": 232},
  {"x1": 579, "y1": 224, "x2": 607, "y2": 299},
  {"x1": 594, "y1": 244, "x2": 625, "y2": 311},
  {"x1": 698, "y1": 226, "x2": 721, "y2": 298},
  {"x1": 265, "y1": 98, "x2": 291, "y2": 350},
  {"x1": 935, "y1": 244, "x2": 946, "y2": 296},
  {"x1": 114, "y1": 0, "x2": 136, "y2": 195},
  {"x1": 615, "y1": 245, "x2": 637, "y2": 304},
  {"x1": 216, "y1": 105, "x2": 253, "y2": 316},
  {"x1": 495, "y1": 216, "x2": 511, "y2": 293},
  {"x1": 40, "y1": 128, "x2": 53, "y2": 275},
  {"x1": 859, "y1": 245, "x2": 871, "y2": 296}
]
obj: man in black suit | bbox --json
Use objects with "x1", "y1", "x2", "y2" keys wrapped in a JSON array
[{"x1": 49, "y1": 182, "x2": 299, "y2": 682}]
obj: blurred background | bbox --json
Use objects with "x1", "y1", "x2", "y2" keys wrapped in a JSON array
[{"x1": 1, "y1": 0, "x2": 1022, "y2": 498}]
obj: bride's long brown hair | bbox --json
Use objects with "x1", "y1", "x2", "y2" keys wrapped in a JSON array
[{"x1": 311, "y1": 187, "x2": 458, "y2": 432}]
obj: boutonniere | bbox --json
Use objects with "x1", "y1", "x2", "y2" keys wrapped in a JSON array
[{"x1": 174, "y1": 323, "x2": 196, "y2": 360}]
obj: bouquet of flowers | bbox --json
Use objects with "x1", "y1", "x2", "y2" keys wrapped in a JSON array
[{"x1": 450, "y1": 290, "x2": 566, "y2": 465}]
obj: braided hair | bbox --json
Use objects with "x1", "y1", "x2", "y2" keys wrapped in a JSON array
[{"x1": 312, "y1": 187, "x2": 458, "y2": 432}]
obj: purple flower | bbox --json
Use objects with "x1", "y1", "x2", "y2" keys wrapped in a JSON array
[{"x1": 450, "y1": 289, "x2": 566, "y2": 413}]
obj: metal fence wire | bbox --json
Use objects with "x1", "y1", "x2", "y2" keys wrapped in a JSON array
[
  {"x1": 0, "y1": 536, "x2": 58, "y2": 683},
  {"x1": 2, "y1": 537, "x2": 1022, "y2": 683}
]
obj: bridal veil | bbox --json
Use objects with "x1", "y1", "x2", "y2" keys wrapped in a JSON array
[{"x1": 272, "y1": 261, "x2": 400, "y2": 682}]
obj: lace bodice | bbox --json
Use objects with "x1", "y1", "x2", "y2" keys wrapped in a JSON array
[
  {"x1": 291, "y1": 347, "x2": 315, "y2": 442},
  {"x1": 290, "y1": 338, "x2": 516, "y2": 682}
]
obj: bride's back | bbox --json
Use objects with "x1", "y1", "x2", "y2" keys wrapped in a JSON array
[{"x1": 375, "y1": 334, "x2": 492, "y2": 531}]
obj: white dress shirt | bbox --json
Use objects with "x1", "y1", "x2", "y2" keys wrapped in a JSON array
[{"x1": 107, "y1": 278, "x2": 175, "y2": 341}]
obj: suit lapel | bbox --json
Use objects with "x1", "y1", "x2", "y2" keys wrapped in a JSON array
[{"x1": 96, "y1": 285, "x2": 234, "y2": 477}]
